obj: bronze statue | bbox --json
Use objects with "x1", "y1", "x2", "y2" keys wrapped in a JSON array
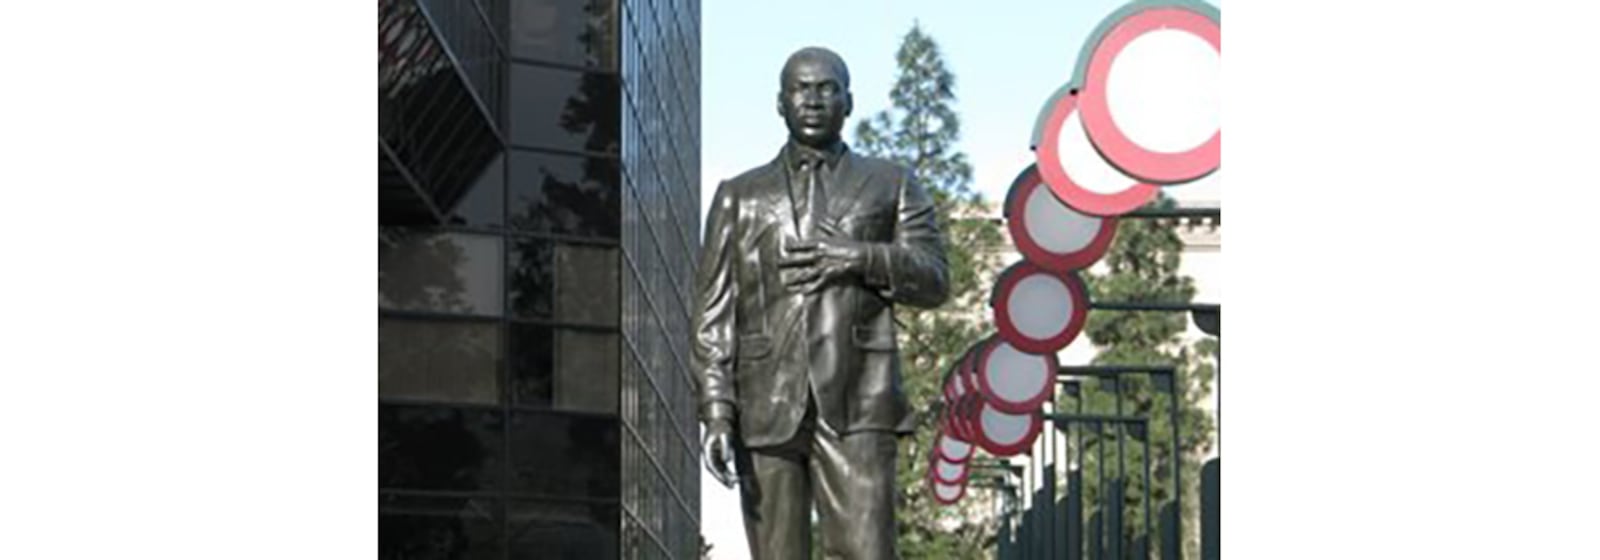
[{"x1": 692, "y1": 46, "x2": 950, "y2": 559}]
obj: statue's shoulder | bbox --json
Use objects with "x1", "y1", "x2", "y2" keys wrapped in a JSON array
[
  {"x1": 847, "y1": 153, "x2": 912, "y2": 184},
  {"x1": 720, "y1": 160, "x2": 783, "y2": 194}
]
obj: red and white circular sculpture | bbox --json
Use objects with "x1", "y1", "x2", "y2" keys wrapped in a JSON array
[
  {"x1": 929, "y1": 454, "x2": 970, "y2": 485},
  {"x1": 1077, "y1": 1, "x2": 1221, "y2": 184},
  {"x1": 974, "y1": 399, "x2": 1044, "y2": 457},
  {"x1": 991, "y1": 261, "x2": 1090, "y2": 355},
  {"x1": 975, "y1": 337, "x2": 1060, "y2": 414},
  {"x1": 929, "y1": 475, "x2": 966, "y2": 505},
  {"x1": 1004, "y1": 164, "x2": 1118, "y2": 273},
  {"x1": 935, "y1": 430, "x2": 975, "y2": 463},
  {"x1": 1035, "y1": 87, "x2": 1158, "y2": 217}
]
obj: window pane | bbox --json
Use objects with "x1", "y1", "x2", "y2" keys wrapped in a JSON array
[
  {"x1": 379, "y1": 404, "x2": 504, "y2": 491},
  {"x1": 554, "y1": 244, "x2": 618, "y2": 325},
  {"x1": 509, "y1": 410, "x2": 619, "y2": 498},
  {"x1": 508, "y1": 0, "x2": 616, "y2": 69},
  {"x1": 509, "y1": 322, "x2": 553, "y2": 406},
  {"x1": 508, "y1": 500, "x2": 618, "y2": 559},
  {"x1": 508, "y1": 237, "x2": 553, "y2": 319},
  {"x1": 507, "y1": 64, "x2": 619, "y2": 153},
  {"x1": 380, "y1": 232, "x2": 503, "y2": 316},
  {"x1": 379, "y1": 494, "x2": 501, "y2": 560},
  {"x1": 447, "y1": 152, "x2": 505, "y2": 228},
  {"x1": 556, "y1": 330, "x2": 618, "y2": 414},
  {"x1": 379, "y1": 319, "x2": 501, "y2": 405},
  {"x1": 508, "y1": 150, "x2": 620, "y2": 238}
]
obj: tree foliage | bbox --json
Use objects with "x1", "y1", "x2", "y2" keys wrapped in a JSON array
[{"x1": 853, "y1": 23, "x2": 1005, "y2": 559}]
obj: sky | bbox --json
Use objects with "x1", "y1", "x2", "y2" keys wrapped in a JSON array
[
  {"x1": 700, "y1": 0, "x2": 1221, "y2": 221},
  {"x1": 696, "y1": 1, "x2": 1219, "y2": 557}
]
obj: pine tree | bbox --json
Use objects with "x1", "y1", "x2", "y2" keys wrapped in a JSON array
[{"x1": 853, "y1": 22, "x2": 1006, "y2": 558}]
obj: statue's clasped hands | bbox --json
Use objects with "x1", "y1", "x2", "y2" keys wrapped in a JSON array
[{"x1": 778, "y1": 237, "x2": 868, "y2": 294}]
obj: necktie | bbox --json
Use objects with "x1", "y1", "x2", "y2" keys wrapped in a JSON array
[{"x1": 796, "y1": 157, "x2": 827, "y2": 237}]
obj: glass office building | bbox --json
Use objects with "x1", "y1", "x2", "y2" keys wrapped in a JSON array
[{"x1": 378, "y1": 1, "x2": 701, "y2": 557}]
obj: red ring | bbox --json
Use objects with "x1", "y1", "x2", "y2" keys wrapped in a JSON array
[
  {"x1": 974, "y1": 402, "x2": 1044, "y2": 457},
  {"x1": 929, "y1": 453, "x2": 970, "y2": 485},
  {"x1": 1005, "y1": 164, "x2": 1119, "y2": 273},
  {"x1": 957, "y1": 392, "x2": 982, "y2": 442},
  {"x1": 936, "y1": 430, "x2": 976, "y2": 463},
  {"x1": 975, "y1": 338, "x2": 1060, "y2": 414},
  {"x1": 1080, "y1": 7, "x2": 1221, "y2": 184},
  {"x1": 929, "y1": 476, "x2": 967, "y2": 505},
  {"x1": 991, "y1": 261, "x2": 1090, "y2": 354},
  {"x1": 1035, "y1": 89, "x2": 1158, "y2": 216}
]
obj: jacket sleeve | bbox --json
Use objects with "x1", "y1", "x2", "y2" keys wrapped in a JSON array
[
  {"x1": 861, "y1": 168, "x2": 950, "y2": 309},
  {"x1": 692, "y1": 180, "x2": 739, "y2": 423}
]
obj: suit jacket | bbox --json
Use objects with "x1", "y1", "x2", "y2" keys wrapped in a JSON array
[{"x1": 693, "y1": 144, "x2": 949, "y2": 448}]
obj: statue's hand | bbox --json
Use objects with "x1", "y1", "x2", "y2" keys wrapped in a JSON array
[
  {"x1": 703, "y1": 419, "x2": 738, "y2": 488},
  {"x1": 779, "y1": 237, "x2": 869, "y2": 293}
]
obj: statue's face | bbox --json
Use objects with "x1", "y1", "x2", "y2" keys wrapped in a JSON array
[{"x1": 778, "y1": 57, "x2": 852, "y2": 148}]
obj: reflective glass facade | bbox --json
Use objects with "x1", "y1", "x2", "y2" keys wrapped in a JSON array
[{"x1": 379, "y1": 1, "x2": 699, "y2": 558}]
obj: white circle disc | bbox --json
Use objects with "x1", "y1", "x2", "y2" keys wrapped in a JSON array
[
  {"x1": 1105, "y1": 28, "x2": 1221, "y2": 154},
  {"x1": 1024, "y1": 181, "x2": 1101, "y2": 254},
  {"x1": 1008, "y1": 273, "x2": 1074, "y2": 340},
  {"x1": 933, "y1": 481, "x2": 962, "y2": 502},
  {"x1": 939, "y1": 433, "x2": 972, "y2": 459},
  {"x1": 980, "y1": 407, "x2": 1032, "y2": 445},
  {"x1": 984, "y1": 342, "x2": 1049, "y2": 404}
]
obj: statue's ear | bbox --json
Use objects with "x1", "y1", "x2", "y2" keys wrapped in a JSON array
[
  {"x1": 844, "y1": 92, "x2": 854, "y2": 117},
  {"x1": 776, "y1": 93, "x2": 785, "y2": 118}
]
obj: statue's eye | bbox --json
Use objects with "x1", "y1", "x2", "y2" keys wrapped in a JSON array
[{"x1": 821, "y1": 83, "x2": 838, "y2": 95}]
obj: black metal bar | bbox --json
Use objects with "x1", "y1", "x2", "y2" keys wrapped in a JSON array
[
  {"x1": 1059, "y1": 365, "x2": 1177, "y2": 377},
  {"x1": 1066, "y1": 469, "x2": 1083, "y2": 560},
  {"x1": 1203, "y1": 458, "x2": 1221, "y2": 560},
  {"x1": 1161, "y1": 502, "x2": 1179, "y2": 560},
  {"x1": 1090, "y1": 301, "x2": 1221, "y2": 314},
  {"x1": 1046, "y1": 414, "x2": 1151, "y2": 426},
  {"x1": 1096, "y1": 406, "x2": 1106, "y2": 560},
  {"x1": 1107, "y1": 479, "x2": 1122, "y2": 560},
  {"x1": 1120, "y1": 206, "x2": 1220, "y2": 220}
]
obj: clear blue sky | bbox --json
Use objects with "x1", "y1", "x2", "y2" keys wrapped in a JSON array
[
  {"x1": 699, "y1": 0, "x2": 1221, "y2": 221},
  {"x1": 697, "y1": 2, "x2": 1219, "y2": 557}
]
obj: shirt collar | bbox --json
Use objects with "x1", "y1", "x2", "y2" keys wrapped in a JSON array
[{"x1": 783, "y1": 140, "x2": 847, "y2": 171}]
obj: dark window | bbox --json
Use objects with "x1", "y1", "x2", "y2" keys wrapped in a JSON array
[
  {"x1": 380, "y1": 232, "x2": 504, "y2": 316},
  {"x1": 507, "y1": 64, "x2": 619, "y2": 153},
  {"x1": 379, "y1": 404, "x2": 504, "y2": 491},
  {"x1": 509, "y1": 411, "x2": 619, "y2": 498},
  {"x1": 509, "y1": 322, "x2": 554, "y2": 406},
  {"x1": 555, "y1": 244, "x2": 619, "y2": 325},
  {"x1": 447, "y1": 152, "x2": 505, "y2": 228},
  {"x1": 380, "y1": 319, "x2": 501, "y2": 405},
  {"x1": 555, "y1": 330, "x2": 618, "y2": 413},
  {"x1": 508, "y1": 149, "x2": 620, "y2": 238},
  {"x1": 508, "y1": 237, "x2": 554, "y2": 319},
  {"x1": 508, "y1": 500, "x2": 619, "y2": 559},
  {"x1": 508, "y1": 0, "x2": 616, "y2": 69},
  {"x1": 379, "y1": 494, "x2": 501, "y2": 560}
]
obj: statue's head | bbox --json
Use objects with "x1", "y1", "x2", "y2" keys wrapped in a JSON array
[{"x1": 777, "y1": 47, "x2": 853, "y2": 149}]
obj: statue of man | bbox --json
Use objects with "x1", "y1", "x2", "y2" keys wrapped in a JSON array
[{"x1": 692, "y1": 46, "x2": 950, "y2": 559}]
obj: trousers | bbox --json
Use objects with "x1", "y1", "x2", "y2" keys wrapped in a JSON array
[{"x1": 735, "y1": 396, "x2": 899, "y2": 560}]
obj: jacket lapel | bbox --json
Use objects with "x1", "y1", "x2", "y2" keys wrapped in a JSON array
[{"x1": 822, "y1": 151, "x2": 873, "y2": 232}]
